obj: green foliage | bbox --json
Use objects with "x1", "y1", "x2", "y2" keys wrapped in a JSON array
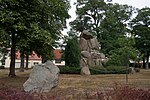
[
  {"x1": 89, "y1": 66, "x2": 129, "y2": 74},
  {"x1": 131, "y1": 7, "x2": 150, "y2": 68},
  {"x1": 0, "y1": 0, "x2": 70, "y2": 75},
  {"x1": 70, "y1": 0, "x2": 106, "y2": 33},
  {"x1": 70, "y1": 0, "x2": 138, "y2": 67},
  {"x1": 107, "y1": 37, "x2": 139, "y2": 66},
  {"x1": 65, "y1": 36, "x2": 81, "y2": 67},
  {"x1": 59, "y1": 66, "x2": 81, "y2": 74},
  {"x1": 90, "y1": 68, "x2": 128, "y2": 74},
  {"x1": 99, "y1": 3, "x2": 135, "y2": 54},
  {"x1": 59, "y1": 66, "x2": 128, "y2": 74},
  {"x1": 131, "y1": 7, "x2": 150, "y2": 56}
]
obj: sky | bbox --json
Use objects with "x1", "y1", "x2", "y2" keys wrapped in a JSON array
[{"x1": 62, "y1": 0, "x2": 150, "y2": 35}]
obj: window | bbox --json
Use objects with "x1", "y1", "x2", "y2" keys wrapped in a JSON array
[{"x1": 34, "y1": 62, "x2": 39, "y2": 65}]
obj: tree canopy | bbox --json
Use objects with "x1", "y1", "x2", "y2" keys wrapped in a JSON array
[
  {"x1": 131, "y1": 7, "x2": 150, "y2": 68},
  {"x1": 65, "y1": 34, "x2": 81, "y2": 67},
  {"x1": 0, "y1": 0, "x2": 70, "y2": 76},
  {"x1": 69, "y1": 0, "x2": 139, "y2": 66}
]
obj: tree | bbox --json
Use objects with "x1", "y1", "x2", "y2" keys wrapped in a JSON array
[
  {"x1": 0, "y1": 0, "x2": 70, "y2": 77},
  {"x1": 70, "y1": 0, "x2": 106, "y2": 34},
  {"x1": 99, "y1": 3, "x2": 135, "y2": 54},
  {"x1": 65, "y1": 34, "x2": 81, "y2": 67},
  {"x1": 70, "y1": 0, "x2": 136, "y2": 66},
  {"x1": 70, "y1": 0, "x2": 135, "y2": 51},
  {"x1": 131, "y1": 7, "x2": 150, "y2": 69},
  {"x1": 0, "y1": 28, "x2": 9, "y2": 66},
  {"x1": 107, "y1": 36, "x2": 139, "y2": 66}
]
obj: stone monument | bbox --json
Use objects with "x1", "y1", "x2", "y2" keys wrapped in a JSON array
[
  {"x1": 79, "y1": 30, "x2": 107, "y2": 75},
  {"x1": 23, "y1": 61, "x2": 60, "y2": 93}
]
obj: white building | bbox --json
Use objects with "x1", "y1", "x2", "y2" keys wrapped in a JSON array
[{"x1": 4, "y1": 49, "x2": 65, "y2": 68}]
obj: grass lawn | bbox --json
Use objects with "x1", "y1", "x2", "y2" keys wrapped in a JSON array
[
  {"x1": 0, "y1": 69, "x2": 150, "y2": 89},
  {"x1": 0, "y1": 69, "x2": 150, "y2": 99}
]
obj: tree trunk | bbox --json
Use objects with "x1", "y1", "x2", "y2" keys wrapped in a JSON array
[
  {"x1": 143, "y1": 58, "x2": 145, "y2": 69},
  {"x1": 42, "y1": 56, "x2": 46, "y2": 63},
  {"x1": 25, "y1": 53, "x2": 29, "y2": 70},
  {"x1": 20, "y1": 50, "x2": 24, "y2": 72},
  {"x1": 9, "y1": 33, "x2": 16, "y2": 77},
  {"x1": 146, "y1": 51, "x2": 149, "y2": 69}
]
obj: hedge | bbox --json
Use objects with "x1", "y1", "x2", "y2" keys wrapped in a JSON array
[
  {"x1": 59, "y1": 66, "x2": 80, "y2": 74},
  {"x1": 58, "y1": 66, "x2": 129, "y2": 74},
  {"x1": 90, "y1": 68, "x2": 129, "y2": 75}
]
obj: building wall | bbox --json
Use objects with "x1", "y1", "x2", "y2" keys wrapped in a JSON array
[
  {"x1": 5, "y1": 57, "x2": 65, "y2": 68},
  {"x1": 52, "y1": 60, "x2": 65, "y2": 67},
  {"x1": 5, "y1": 57, "x2": 42, "y2": 68}
]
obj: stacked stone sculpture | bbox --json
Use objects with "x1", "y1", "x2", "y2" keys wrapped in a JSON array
[{"x1": 79, "y1": 30, "x2": 107, "y2": 75}]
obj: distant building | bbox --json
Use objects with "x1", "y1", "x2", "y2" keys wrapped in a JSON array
[{"x1": 4, "y1": 49, "x2": 65, "y2": 68}]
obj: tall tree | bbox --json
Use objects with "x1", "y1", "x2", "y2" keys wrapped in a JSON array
[
  {"x1": 70, "y1": 0, "x2": 135, "y2": 61},
  {"x1": 65, "y1": 33, "x2": 81, "y2": 67},
  {"x1": 70, "y1": 0, "x2": 106, "y2": 34},
  {"x1": 0, "y1": 0, "x2": 70, "y2": 77},
  {"x1": 107, "y1": 36, "x2": 139, "y2": 66},
  {"x1": 131, "y1": 7, "x2": 150, "y2": 69},
  {"x1": 99, "y1": 3, "x2": 135, "y2": 54}
]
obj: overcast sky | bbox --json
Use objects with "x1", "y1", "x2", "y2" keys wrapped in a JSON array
[{"x1": 62, "y1": 0, "x2": 150, "y2": 34}]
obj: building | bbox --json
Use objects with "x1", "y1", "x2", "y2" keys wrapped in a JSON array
[{"x1": 4, "y1": 49, "x2": 65, "y2": 68}]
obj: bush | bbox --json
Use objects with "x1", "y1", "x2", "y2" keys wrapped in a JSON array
[
  {"x1": 65, "y1": 36, "x2": 81, "y2": 67},
  {"x1": 59, "y1": 66, "x2": 81, "y2": 74},
  {"x1": 59, "y1": 66, "x2": 129, "y2": 75},
  {"x1": 90, "y1": 66, "x2": 129, "y2": 75},
  {"x1": 0, "y1": 65, "x2": 5, "y2": 69},
  {"x1": 104, "y1": 84, "x2": 150, "y2": 100},
  {"x1": 90, "y1": 68, "x2": 128, "y2": 75},
  {"x1": 0, "y1": 88, "x2": 34, "y2": 100},
  {"x1": 105, "y1": 66, "x2": 127, "y2": 71}
]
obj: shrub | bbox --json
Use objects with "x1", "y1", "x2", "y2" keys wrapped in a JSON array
[
  {"x1": 105, "y1": 66, "x2": 127, "y2": 71},
  {"x1": 0, "y1": 87, "x2": 34, "y2": 100},
  {"x1": 0, "y1": 84, "x2": 149, "y2": 100},
  {"x1": 59, "y1": 66, "x2": 81, "y2": 74},
  {"x1": 90, "y1": 68, "x2": 128, "y2": 75},
  {"x1": 90, "y1": 66, "x2": 129, "y2": 75},
  {"x1": 65, "y1": 36, "x2": 81, "y2": 67},
  {"x1": 104, "y1": 84, "x2": 150, "y2": 100},
  {"x1": 59, "y1": 66, "x2": 129, "y2": 75}
]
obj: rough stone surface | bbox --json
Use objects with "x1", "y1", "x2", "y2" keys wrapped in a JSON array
[
  {"x1": 80, "y1": 59, "x2": 87, "y2": 68},
  {"x1": 81, "y1": 51, "x2": 91, "y2": 58},
  {"x1": 90, "y1": 38, "x2": 100, "y2": 50},
  {"x1": 80, "y1": 30, "x2": 93, "y2": 39},
  {"x1": 80, "y1": 67, "x2": 91, "y2": 75},
  {"x1": 80, "y1": 38, "x2": 88, "y2": 51},
  {"x1": 79, "y1": 30, "x2": 108, "y2": 75},
  {"x1": 23, "y1": 61, "x2": 60, "y2": 93}
]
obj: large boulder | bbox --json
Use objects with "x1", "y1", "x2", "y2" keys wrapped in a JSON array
[
  {"x1": 80, "y1": 67, "x2": 91, "y2": 75},
  {"x1": 23, "y1": 61, "x2": 60, "y2": 93}
]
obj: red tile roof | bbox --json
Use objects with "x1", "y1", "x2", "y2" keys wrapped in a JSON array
[
  {"x1": 16, "y1": 51, "x2": 41, "y2": 60},
  {"x1": 16, "y1": 49, "x2": 63, "y2": 60},
  {"x1": 53, "y1": 49, "x2": 63, "y2": 60}
]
